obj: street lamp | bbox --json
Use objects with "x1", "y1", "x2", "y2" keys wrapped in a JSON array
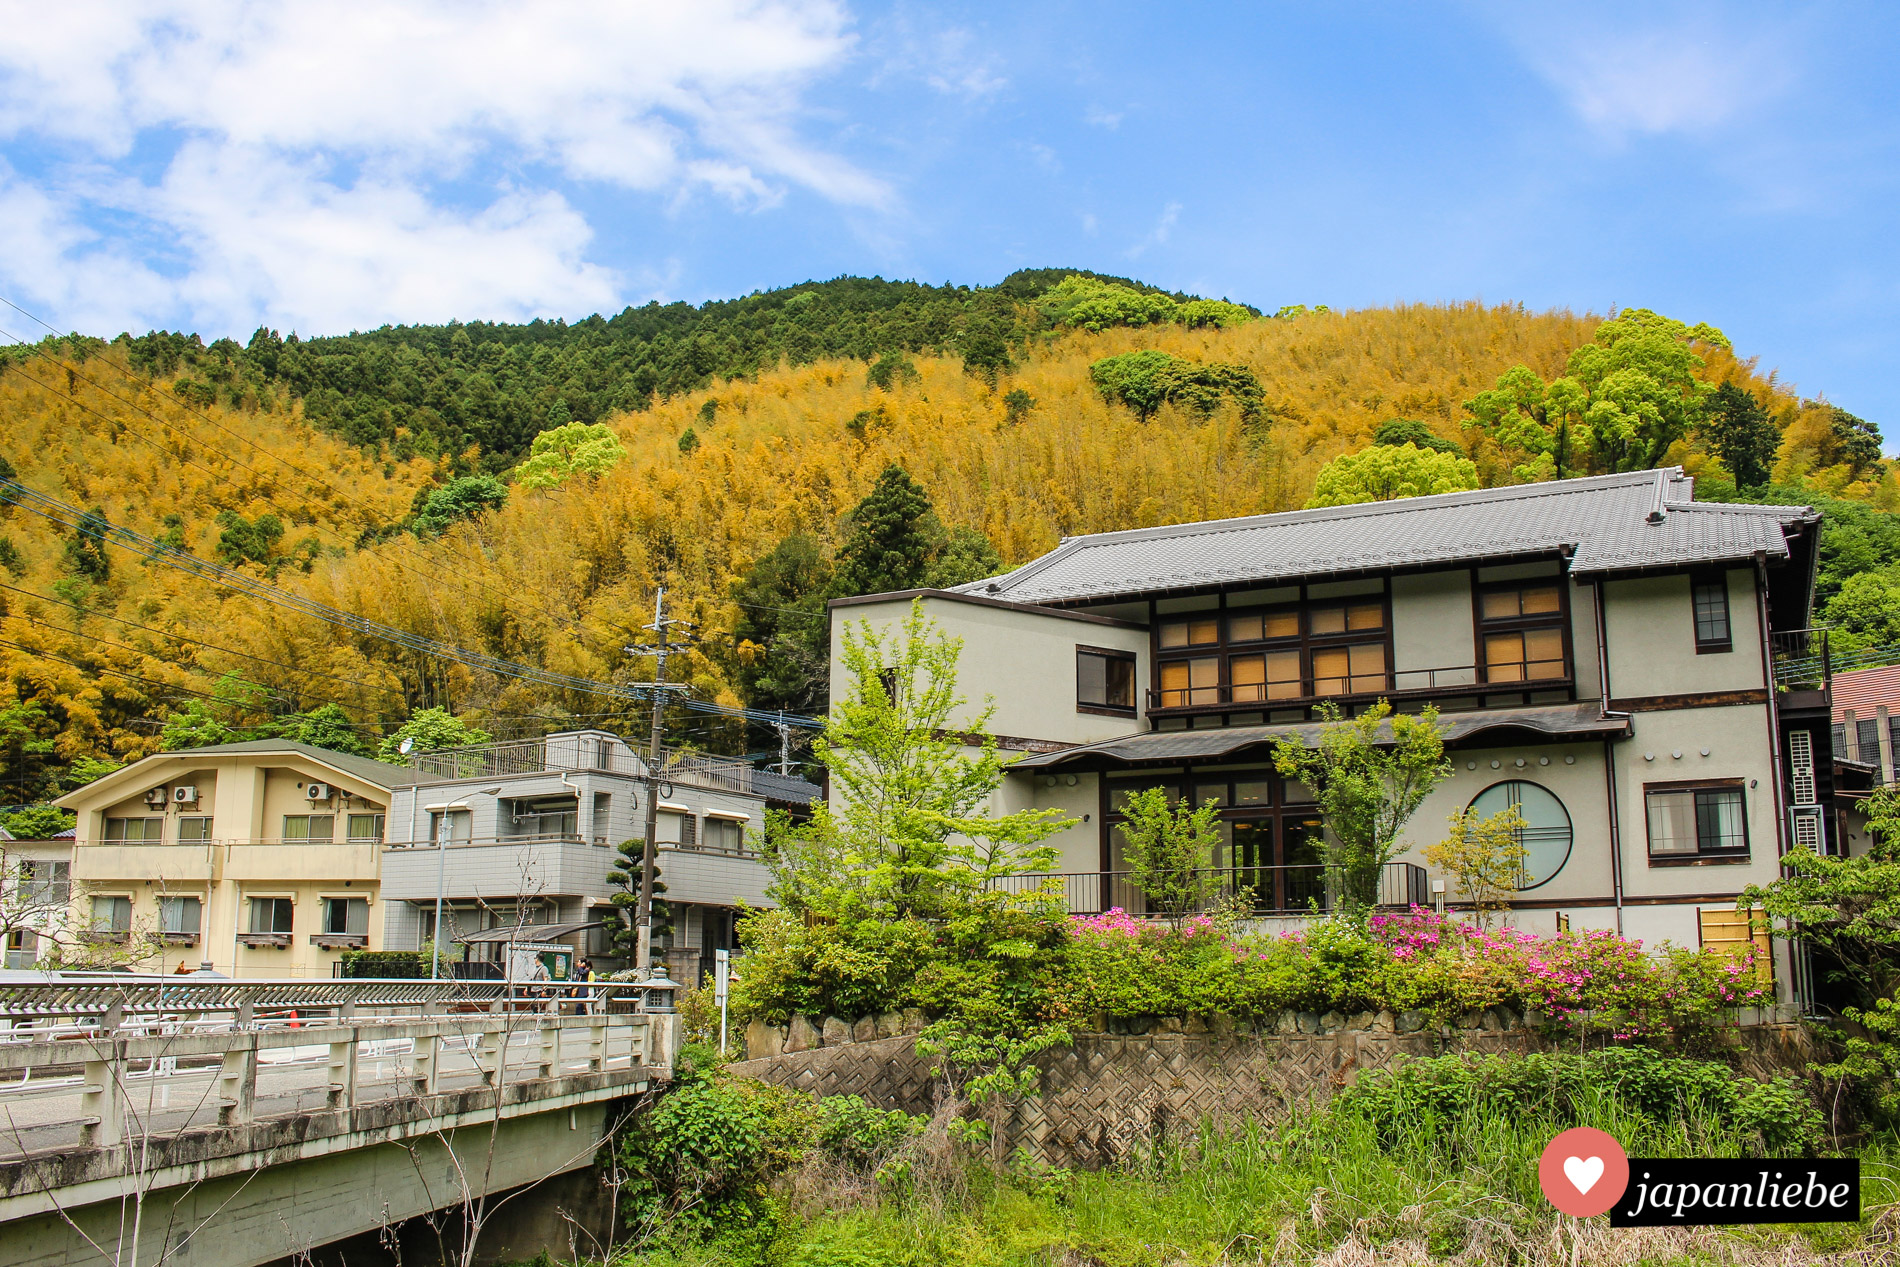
[{"x1": 430, "y1": 786, "x2": 502, "y2": 980}]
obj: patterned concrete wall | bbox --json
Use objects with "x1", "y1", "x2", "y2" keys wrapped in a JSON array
[
  {"x1": 728, "y1": 1011, "x2": 1813, "y2": 1169},
  {"x1": 730, "y1": 1011, "x2": 1535, "y2": 1168}
]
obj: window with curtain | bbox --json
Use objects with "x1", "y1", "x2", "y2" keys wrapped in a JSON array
[
  {"x1": 249, "y1": 897, "x2": 295, "y2": 934},
  {"x1": 160, "y1": 896, "x2": 201, "y2": 935},
  {"x1": 347, "y1": 813, "x2": 385, "y2": 842},
  {"x1": 104, "y1": 817, "x2": 164, "y2": 842},
  {"x1": 91, "y1": 895, "x2": 131, "y2": 932},
  {"x1": 1479, "y1": 582, "x2": 1567, "y2": 683},
  {"x1": 1646, "y1": 784, "x2": 1749, "y2": 858},
  {"x1": 177, "y1": 816, "x2": 212, "y2": 842},
  {"x1": 322, "y1": 897, "x2": 368, "y2": 935},
  {"x1": 283, "y1": 815, "x2": 335, "y2": 842}
]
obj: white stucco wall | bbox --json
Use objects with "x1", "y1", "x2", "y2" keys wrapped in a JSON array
[
  {"x1": 1603, "y1": 569, "x2": 1764, "y2": 699},
  {"x1": 829, "y1": 593, "x2": 1149, "y2": 745}
]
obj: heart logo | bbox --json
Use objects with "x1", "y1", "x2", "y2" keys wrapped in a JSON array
[
  {"x1": 1564, "y1": 1155, "x2": 1605, "y2": 1194},
  {"x1": 1540, "y1": 1128, "x2": 1627, "y2": 1216}
]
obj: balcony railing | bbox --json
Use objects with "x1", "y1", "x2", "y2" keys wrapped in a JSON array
[
  {"x1": 988, "y1": 862, "x2": 1429, "y2": 916},
  {"x1": 1146, "y1": 663, "x2": 1566, "y2": 714},
  {"x1": 1766, "y1": 626, "x2": 1900, "y2": 690},
  {"x1": 411, "y1": 738, "x2": 758, "y2": 796}
]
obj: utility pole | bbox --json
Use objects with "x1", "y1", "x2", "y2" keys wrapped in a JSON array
[
  {"x1": 627, "y1": 587, "x2": 692, "y2": 973},
  {"x1": 775, "y1": 711, "x2": 792, "y2": 777}
]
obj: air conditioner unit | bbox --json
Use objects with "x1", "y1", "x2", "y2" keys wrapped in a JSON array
[
  {"x1": 143, "y1": 787, "x2": 168, "y2": 807},
  {"x1": 173, "y1": 786, "x2": 199, "y2": 804},
  {"x1": 306, "y1": 783, "x2": 332, "y2": 801}
]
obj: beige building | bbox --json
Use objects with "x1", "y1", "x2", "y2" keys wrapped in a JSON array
[
  {"x1": 56, "y1": 741, "x2": 412, "y2": 977},
  {"x1": 830, "y1": 469, "x2": 1844, "y2": 1003}
]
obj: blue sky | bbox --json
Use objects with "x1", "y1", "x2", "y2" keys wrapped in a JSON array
[{"x1": 2, "y1": 1, "x2": 1897, "y2": 427}]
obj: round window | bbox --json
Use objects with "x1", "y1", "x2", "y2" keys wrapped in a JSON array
[{"x1": 1467, "y1": 780, "x2": 1572, "y2": 890}]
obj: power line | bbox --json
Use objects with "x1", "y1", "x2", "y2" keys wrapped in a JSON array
[
  {"x1": 0, "y1": 473, "x2": 823, "y2": 730},
  {"x1": 0, "y1": 307, "x2": 828, "y2": 641},
  {"x1": 0, "y1": 580, "x2": 409, "y2": 710}
]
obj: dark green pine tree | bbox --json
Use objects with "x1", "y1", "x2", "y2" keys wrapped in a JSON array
[
  {"x1": 1701, "y1": 383, "x2": 1782, "y2": 490},
  {"x1": 831, "y1": 465, "x2": 937, "y2": 598},
  {"x1": 731, "y1": 534, "x2": 833, "y2": 716},
  {"x1": 61, "y1": 506, "x2": 112, "y2": 583},
  {"x1": 606, "y1": 838, "x2": 669, "y2": 960}
]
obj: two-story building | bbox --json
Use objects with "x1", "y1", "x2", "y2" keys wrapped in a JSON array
[
  {"x1": 55, "y1": 740, "x2": 411, "y2": 976},
  {"x1": 379, "y1": 730, "x2": 813, "y2": 982},
  {"x1": 2, "y1": 825, "x2": 74, "y2": 969},
  {"x1": 829, "y1": 469, "x2": 1835, "y2": 996}
]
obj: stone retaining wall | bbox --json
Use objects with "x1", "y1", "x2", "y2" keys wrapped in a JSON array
[{"x1": 731, "y1": 1009, "x2": 1815, "y2": 1169}]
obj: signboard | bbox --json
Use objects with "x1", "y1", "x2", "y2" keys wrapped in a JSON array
[{"x1": 506, "y1": 943, "x2": 573, "y2": 983}]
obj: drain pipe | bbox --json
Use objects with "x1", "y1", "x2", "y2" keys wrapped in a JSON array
[{"x1": 1594, "y1": 578, "x2": 1629, "y2": 936}]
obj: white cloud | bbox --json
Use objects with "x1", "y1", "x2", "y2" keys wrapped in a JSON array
[
  {"x1": 1125, "y1": 201, "x2": 1180, "y2": 260},
  {"x1": 1495, "y1": 10, "x2": 1794, "y2": 138},
  {"x1": 0, "y1": 0, "x2": 883, "y2": 334}
]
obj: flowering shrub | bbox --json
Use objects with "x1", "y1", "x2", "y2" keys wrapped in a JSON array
[
  {"x1": 735, "y1": 903, "x2": 1773, "y2": 1046},
  {"x1": 1053, "y1": 905, "x2": 1773, "y2": 1041}
]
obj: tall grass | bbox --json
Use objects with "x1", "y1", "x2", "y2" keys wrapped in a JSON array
[{"x1": 741, "y1": 1091, "x2": 1899, "y2": 1267}]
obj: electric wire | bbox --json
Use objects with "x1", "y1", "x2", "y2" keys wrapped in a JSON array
[{"x1": 0, "y1": 473, "x2": 822, "y2": 730}]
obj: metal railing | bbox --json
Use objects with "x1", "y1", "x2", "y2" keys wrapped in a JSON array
[
  {"x1": 0, "y1": 977, "x2": 667, "y2": 1161},
  {"x1": 1768, "y1": 626, "x2": 1900, "y2": 689},
  {"x1": 1146, "y1": 664, "x2": 1567, "y2": 712},
  {"x1": 411, "y1": 737, "x2": 757, "y2": 795},
  {"x1": 990, "y1": 862, "x2": 1429, "y2": 916}
]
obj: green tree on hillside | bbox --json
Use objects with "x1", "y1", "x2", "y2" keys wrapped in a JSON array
[
  {"x1": 411, "y1": 475, "x2": 508, "y2": 537},
  {"x1": 1701, "y1": 382, "x2": 1782, "y2": 489},
  {"x1": 1090, "y1": 351, "x2": 1263, "y2": 421},
  {"x1": 832, "y1": 466, "x2": 937, "y2": 597},
  {"x1": 731, "y1": 534, "x2": 834, "y2": 717},
  {"x1": 1306, "y1": 443, "x2": 1481, "y2": 507},
  {"x1": 1372, "y1": 418, "x2": 1463, "y2": 455},
  {"x1": 376, "y1": 708, "x2": 493, "y2": 764},
  {"x1": 1466, "y1": 309, "x2": 1729, "y2": 480},
  {"x1": 62, "y1": 506, "x2": 112, "y2": 582},
  {"x1": 286, "y1": 702, "x2": 371, "y2": 757},
  {"x1": 516, "y1": 420, "x2": 626, "y2": 490}
]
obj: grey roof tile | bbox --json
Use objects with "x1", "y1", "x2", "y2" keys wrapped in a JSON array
[
  {"x1": 954, "y1": 469, "x2": 1814, "y2": 606},
  {"x1": 1010, "y1": 701, "x2": 1630, "y2": 769}
]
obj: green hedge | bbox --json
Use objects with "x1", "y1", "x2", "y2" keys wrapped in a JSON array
[{"x1": 338, "y1": 950, "x2": 428, "y2": 978}]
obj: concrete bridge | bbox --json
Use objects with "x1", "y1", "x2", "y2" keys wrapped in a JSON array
[{"x1": 0, "y1": 977, "x2": 674, "y2": 1267}]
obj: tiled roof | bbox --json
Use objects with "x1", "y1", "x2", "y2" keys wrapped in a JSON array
[
  {"x1": 956, "y1": 469, "x2": 1815, "y2": 606},
  {"x1": 1010, "y1": 702, "x2": 1631, "y2": 770},
  {"x1": 126, "y1": 740, "x2": 424, "y2": 789},
  {"x1": 1830, "y1": 664, "x2": 1900, "y2": 723},
  {"x1": 750, "y1": 769, "x2": 822, "y2": 805}
]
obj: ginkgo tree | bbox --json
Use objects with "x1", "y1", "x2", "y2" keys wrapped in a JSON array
[{"x1": 1464, "y1": 308, "x2": 1730, "y2": 481}]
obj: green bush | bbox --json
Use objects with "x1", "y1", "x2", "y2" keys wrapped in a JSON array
[
  {"x1": 619, "y1": 1075, "x2": 814, "y2": 1245},
  {"x1": 1331, "y1": 1047, "x2": 1823, "y2": 1157},
  {"x1": 337, "y1": 950, "x2": 426, "y2": 978},
  {"x1": 813, "y1": 1095, "x2": 926, "y2": 1168}
]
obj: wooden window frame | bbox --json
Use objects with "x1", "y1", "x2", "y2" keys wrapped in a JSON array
[
  {"x1": 1149, "y1": 582, "x2": 1394, "y2": 712},
  {"x1": 1472, "y1": 573, "x2": 1572, "y2": 687},
  {"x1": 1076, "y1": 645, "x2": 1139, "y2": 716},
  {"x1": 1691, "y1": 569, "x2": 1733, "y2": 654},
  {"x1": 1643, "y1": 778, "x2": 1751, "y2": 865}
]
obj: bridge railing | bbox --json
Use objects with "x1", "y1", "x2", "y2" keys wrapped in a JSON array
[
  {"x1": 0, "y1": 977, "x2": 673, "y2": 1159},
  {"x1": 0, "y1": 975, "x2": 657, "y2": 1042}
]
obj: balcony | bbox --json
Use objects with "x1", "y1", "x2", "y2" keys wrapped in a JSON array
[
  {"x1": 989, "y1": 862, "x2": 1430, "y2": 916},
  {"x1": 380, "y1": 835, "x2": 614, "y2": 903},
  {"x1": 73, "y1": 840, "x2": 381, "y2": 886},
  {"x1": 1146, "y1": 662, "x2": 1567, "y2": 717},
  {"x1": 1766, "y1": 627, "x2": 1899, "y2": 690},
  {"x1": 410, "y1": 737, "x2": 758, "y2": 796}
]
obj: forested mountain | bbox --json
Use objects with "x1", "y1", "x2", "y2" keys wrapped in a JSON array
[
  {"x1": 1, "y1": 270, "x2": 1895, "y2": 813},
  {"x1": 27, "y1": 269, "x2": 1203, "y2": 467}
]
